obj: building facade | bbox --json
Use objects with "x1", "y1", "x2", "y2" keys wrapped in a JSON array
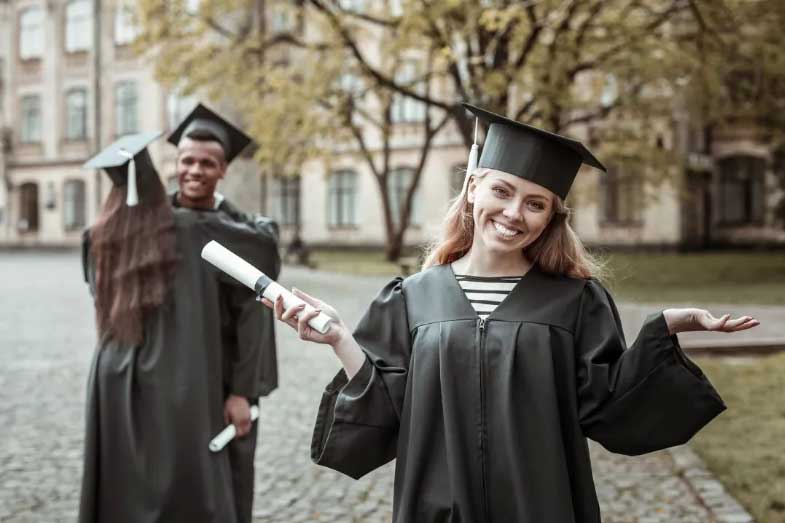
[{"x1": 1, "y1": 0, "x2": 782, "y2": 250}]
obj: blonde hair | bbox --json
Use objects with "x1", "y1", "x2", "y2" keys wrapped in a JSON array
[{"x1": 422, "y1": 168, "x2": 606, "y2": 280}]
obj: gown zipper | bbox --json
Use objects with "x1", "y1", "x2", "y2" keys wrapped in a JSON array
[{"x1": 477, "y1": 317, "x2": 489, "y2": 520}]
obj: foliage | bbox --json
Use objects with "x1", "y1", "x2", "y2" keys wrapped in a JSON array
[{"x1": 134, "y1": 0, "x2": 785, "y2": 256}]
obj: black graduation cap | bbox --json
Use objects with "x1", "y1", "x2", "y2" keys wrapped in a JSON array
[
  {"x1": 167, "y1": 103, "x2": 252, "y2": 164},
  {"x1": 462, "y1": 103, "x2": 606, "y2": 200},
  {"x1": 84, "y1": 131, "x2": 162, "y2": 206}
]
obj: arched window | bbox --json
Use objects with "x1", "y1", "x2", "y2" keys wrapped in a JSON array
[
  {"x1": 19, "y1": 8, "x2": 44, "y2": 60},
  {"x1": 114, "y1": 81, "x2": 138, "y2": 136},
  {"x1": 18, "y1": 182, "x2": 39, "y2": 232},
  {"x1": 65, "y1": 0, "x2": 92, "y2": 53},
  {"x1": 65, "y1": 88, "x2": 88, "y2": 140},
  {"x1": 388, "y1": 167, "x2": 421, "y2": 225},
  {"x1": 717, "y1": 155, "x2": 766, "y2": 225},
  {"x1": 63, "y1": 179, "x2": 86, "y2": 230},
  {"x1": 327, "y1": 170, "x2": 357, "y2": 227}
]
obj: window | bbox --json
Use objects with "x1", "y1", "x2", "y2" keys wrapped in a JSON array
[
  {"x1": 65, "y1": 0, "x2": 92, "y2": 52},
  {"x1": 387, "y1": 167, "x2": 420, "y2": 226},
  {"x1": 63, "y1": 179, "x2": 87, "y2": 230},
  {"x1": 391, "y1": 60, "x2": 426, "y2": 123},
  {"x1": 717, "y1": 155, "x2": 766, "y2": 225},
  {"x1": 20, "y1": 95, "x2": 42, "y2": 143},
  {"x1": 65, "y1": 88, "x2": 88, "y2": 140},
  {"x1": 270, "y1": 5, "x2": 295, "y2": 33},
  {"x1": 19, "y1": 8, "x2": 44, "y2": 60},
  {"x1": 327, "y1": 170, "x2": 357, "y2": 227},
  {"x1": 599, "y1": 165, "x2": 644, "y2": 225},
  {"x1": 185, "y1": 0, "x2": 200, "y2": 15},
  {"x1": 272, "y1": 175, "x2": 301, "y2": 226},
  {"x1": 114, "y1": 3, "x2": 138, "y2": 45},
  {"x1": 115, "y1": 81, "x2": 138, "y2": 136},
  {"x1": 18, "y1": 183, "x2": 39, "y2": 232},
  {"x1": 166, "y1": 92, "x2": 197, "y2": 130}
]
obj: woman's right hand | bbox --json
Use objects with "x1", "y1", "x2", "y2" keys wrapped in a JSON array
[{"x1": 262, "y1": 288, "x2": 349, "y2": 346}]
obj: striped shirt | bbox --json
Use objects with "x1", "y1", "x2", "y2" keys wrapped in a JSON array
[{"x1": 454, "y1": 274, "x2": 523, "y2": 320}]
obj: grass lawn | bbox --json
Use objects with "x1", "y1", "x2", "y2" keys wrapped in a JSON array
[
  {"x1": 600, "y1": 251, "x2": 785, "y2": 305},
  {"x1": 691, "y1": 354, "x2": 785, "y2": 523},
  {"x1": 307, "y1": 249, "x2": 785, "y2": 305}
]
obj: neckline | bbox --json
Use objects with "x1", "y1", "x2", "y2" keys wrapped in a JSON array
[{"x1": 447, "y1": 262, "x2": 536, "y2": 322}]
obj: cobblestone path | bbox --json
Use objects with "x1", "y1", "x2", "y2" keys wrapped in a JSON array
[{"x1": 0, "y1": 252, "x2": 749, "y2": 522}]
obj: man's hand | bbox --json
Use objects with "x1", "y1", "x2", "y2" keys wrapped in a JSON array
[{"x1": 224, "y1": 394, "x2": 252, "y2": 438}]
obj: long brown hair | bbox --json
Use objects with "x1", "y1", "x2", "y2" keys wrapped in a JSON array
[
  {"x1": 90, "y1": 166, "x2": 177, "y2": 345},
  {"x1": 423, "y1": 168, "x2": 606, "y2": 280}
]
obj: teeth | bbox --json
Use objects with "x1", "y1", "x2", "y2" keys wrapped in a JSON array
[{"x1": 493, "y1": 221, "x2": 519, "y2": 238}]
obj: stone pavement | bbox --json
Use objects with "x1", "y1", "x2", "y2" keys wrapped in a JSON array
[{"x1": 0, "y1": 251, "x2": 759, "y2": 522}]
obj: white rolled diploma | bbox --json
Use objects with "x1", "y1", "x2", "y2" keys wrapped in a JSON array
[
  {"x1": 200, "y1": 240, "x2": 332, "y2": 334},
  {"x1": 209, "y1": 405, "x2": 260, "y2": 452}
]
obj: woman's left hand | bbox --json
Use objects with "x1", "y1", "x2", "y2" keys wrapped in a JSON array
[{"x1": 663, "y1": 308, "x2": 760, "y2": 335}]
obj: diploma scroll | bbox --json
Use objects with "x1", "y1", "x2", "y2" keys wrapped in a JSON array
[
  {"x1": 209, "y1": 405, "x2": 260, "y2": 452},
  {"x1": 201, "y1": 240, "x2": 332, "y2": 334}
]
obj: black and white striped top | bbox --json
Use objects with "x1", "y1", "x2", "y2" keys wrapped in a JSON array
[{"x1": 454, "y1": 274, "x2": 523, "y2": 319}]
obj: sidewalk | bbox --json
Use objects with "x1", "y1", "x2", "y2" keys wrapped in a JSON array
[{"x1": 615, "y1": 302, "x2": 785, "y2": 354}]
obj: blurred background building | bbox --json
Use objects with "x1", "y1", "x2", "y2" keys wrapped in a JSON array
[{"x1": 0, "y1": 0, "x2": 782, "y2": 249}]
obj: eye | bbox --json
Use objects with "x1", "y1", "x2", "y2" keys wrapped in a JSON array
[
  {"x1": 527, "y1": 200, "x2": 546, "y2": 211},
  {"x1": 491, "y1": 186, "x2": 510, "y2": 198}
]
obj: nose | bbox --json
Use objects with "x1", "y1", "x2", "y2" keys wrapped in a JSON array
[{"x1": 501, "y1": 201, "x2": 525, "y2": 223}]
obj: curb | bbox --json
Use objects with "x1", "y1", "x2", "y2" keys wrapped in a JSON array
[
  {"x1": 682, "y1": 339, "x2": 785, "y2": 357},
  {"x1": 669, "y1": 445, "x2": 754, "y2": 523}
]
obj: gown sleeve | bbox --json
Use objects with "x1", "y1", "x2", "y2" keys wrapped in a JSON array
[
  {"x1": 576, "y1": 279, "x2": 726, "y2": 456},
  {"x1": 311, "y1": 277, "x2": 410, "y2": 479},
  {"x1": 216, "y1": 214, "x2": 282, "y2": 398}
]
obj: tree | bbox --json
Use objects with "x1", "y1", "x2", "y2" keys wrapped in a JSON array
[{"x1": 135, "y1": 0, "x2": 785, "y2": 257}]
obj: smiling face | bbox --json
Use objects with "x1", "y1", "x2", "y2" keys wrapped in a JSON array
[
  {"x1": 175, "y1": 137, "x2": 227, "y2": 209},
  {"x1": 467, "y1": 169, "x2": 556, "y2": 257}
]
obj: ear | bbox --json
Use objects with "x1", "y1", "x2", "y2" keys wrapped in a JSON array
[{"x1": 466, "y1": 175, "x2": 477, "y2": 204}]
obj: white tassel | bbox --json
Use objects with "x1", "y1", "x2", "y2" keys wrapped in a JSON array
[
  {"x1": 466, "y1": 116, "x2": 479, "y2": 177},
  {"x1": 118, "y1": 149, "x2": 138, "y2": 207}
]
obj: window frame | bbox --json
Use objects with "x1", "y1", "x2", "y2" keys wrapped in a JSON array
[
  {"x1": 114, "y1": 80, "x2": 138, "y2": 136},
  {"x1": 64, "y1": 87, "x2": 88, "y2": 141},
  {"x1": 63, "y1": 178, "x2": 87, "y2": 231},
  {"x1": 599, "y1": 164, "x2": 645, "y2": 226},
  {"x1": 64, "y1": 0, "x2": 92, "y2": 53},
  {"x1": 716, "y1": 155, "x2": 767, "y2": 226},
  {"x1": 19, "y1": 8, "x2": 45, "y2": 61},
  {"x1": 327, "y1": 169, "x2": 358, "y2": 228},
  {"x1": 20, "y1": 94, "x2": 43, "y2": 144}
]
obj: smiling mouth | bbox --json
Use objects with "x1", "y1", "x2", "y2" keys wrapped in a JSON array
[{"x1": 491, "y1": 220, "x2": 523, "y2": 239}]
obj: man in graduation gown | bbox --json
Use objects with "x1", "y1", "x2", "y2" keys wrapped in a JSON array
[
  {"x1": 79, "y1": 133, "x2": 280, "y2": 522},
  {"x1": 166, "y1": 103, "x2": 281, "y2": 523}
]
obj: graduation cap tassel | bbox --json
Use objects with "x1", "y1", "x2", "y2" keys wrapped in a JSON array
[
  {"x1": 118, "y1": 149, "x2": 139, "y2": 207},
  {"x1": 466, "y1": 116, "x2": 479, "y2": 176}
]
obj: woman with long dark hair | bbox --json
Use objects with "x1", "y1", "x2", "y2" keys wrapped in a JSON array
[
  {"x1": 78, "y1": 134, "x2": 280, "y2": 523},
  {"x1": 268, "y1": 104, "x2": 758, "y2": 523}
]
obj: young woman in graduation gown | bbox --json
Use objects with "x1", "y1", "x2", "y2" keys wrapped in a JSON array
[
  {"x1": 268, "y1": 104, "x2": 758, "y2": 523},
  {"x1": 78, "y1": 143, "x2": 279, "y2": 523}
]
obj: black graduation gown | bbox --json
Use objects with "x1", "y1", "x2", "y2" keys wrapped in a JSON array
[
  {"x1": 311, "y1": 264, "x2": 726, "y2": 523},
  {"x1": 78, "y1": 208, "x2": 279, "y2": 523}
]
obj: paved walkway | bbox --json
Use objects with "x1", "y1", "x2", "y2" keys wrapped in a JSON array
[{"x1": 0, "y1": 252, "x2": 762, "y2": 522}]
